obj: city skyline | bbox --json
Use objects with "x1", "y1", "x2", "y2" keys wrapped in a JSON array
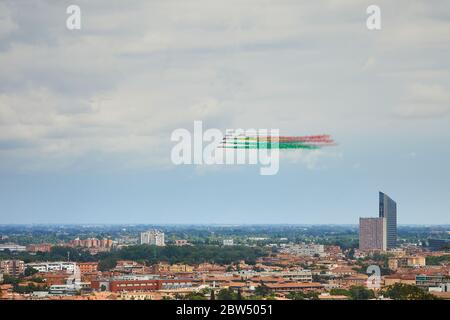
[{"x1": 0, "y1": 1, "x2": 449, "y2": 225}]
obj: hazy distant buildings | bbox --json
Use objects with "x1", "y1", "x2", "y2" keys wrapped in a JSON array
[
  {"x1": 27, "y1": 243, "x2": 52, "y2": 253},
  {"x1": 280, "y1": 244, "x2": 326, "y2": 257},
  {"x1": 223, "y1": 239, "x2": 234, "y2": 246},
  {"x1": 428, "y1": 239, "x2": 450, "y2": 251},
  {"x1": 379, "y1": 192, "x2": 397, "y2": 249},
  {"x1": 140, "y1": 230, "x2": 165, "y2": 246},
  {"x1": 69, "y1": 238, "x2": 113, "y2": 249},
  {"x1": 0, "y1": 243, "x2": 26, "y2": 252},
  {"x1": 174, "y1": 239, "x2": 189, "y2": 246},
  {"x1": 359, "y1": 192, "x2": 397, "y2": 251}
]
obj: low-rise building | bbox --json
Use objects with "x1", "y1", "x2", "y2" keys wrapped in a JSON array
[
  {"x1": 151, "y1": 263, "x2": 194, "y2": 274},
  {"x1": 27, "y1": 243, "x2": 52, "y2": 253},
  {"x1": 26, "y1": 262, "x2": 76, "y2": 273},
  {"x1": 91, "y1": 275, "x2": 193, "y2": 293},
  {"x1": 383, "y1": 273, "x2": 416, "y2": 286},
  {"x1": 69, "y1": 238, "x2": 113, "y2": 249},
  {"x1": 77, "y1": 262, "x2": 98, "y2": 274},
  {"x1": 416, "y1": 274, "x2": 450, "y2": 289},
  {"x1": 265, "y1": 282, "x2": 324, "y2": 292},
  {"x1": 388, "y1": 256, "x2": 426, "y2": 270},
  {"x1": 280, "y1": 244, "x2": 326, "y2": 257},
  {"x1": 174, "y1": 240, "x2": 190, "y2": 246},
  {"x1": 114, "y1": 260, "x2": 146, "y2": 273},
  {"x1": 0, "y1": 243, "x2": 26, "y2": 252},
  {"x1": 223, "y1": 239, "x2": 234, "y2": 246}
]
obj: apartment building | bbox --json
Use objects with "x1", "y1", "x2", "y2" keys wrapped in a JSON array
[
  {"x1": 26, "y1": 261, "x2": 76, "y2": 273},
  {"x1": 0, "y1": 260, "x2": 25, "y2": 276},
  {"x1": 140, "y1": 230, "x2": 165, "y2": 246}
]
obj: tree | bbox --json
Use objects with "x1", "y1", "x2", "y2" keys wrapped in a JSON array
[
  {"x1": 286, "y1": 291, "x2": 319, "y2": 300},
  {"x1": 254, "y1": 283, "x2": 271, "y2": 298},
  {"x1": 348, "y1": 286, "x2": 375, "y2": 300},
  {"x1": 210, "y1": 289, "x2": 215, "y2": 300},
  {"x1": 382, "y1": 283, "x2": 440, "y2": 300},
  {"x1": 330, "y1": 288, "x2": 352, "y2": 297},
  {"x1": 184, "y1": 292, "x2": 207, "y2": 300},
  {"x1": 237, "y1": 288, "x2": 243, "y2": 300},
  {"x1": 98, "y1": 257, "x2": 117, "y2": 271},
  {"x1": 24, "y1": 266, "x2": 38, "y2": 277},
  {"x1": 330, "y1": 286, "x2": 374, "y2": 300},
  {"x1": 426, "y1": 255, "x2": 450, "y2": 266},
  {"x1": 217, "y1": 288, "x2": 238, "y2": 300}
]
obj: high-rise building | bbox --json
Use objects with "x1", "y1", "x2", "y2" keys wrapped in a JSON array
[
  {"x1": 140, "y1": 230, "x2": 165, "y2": 246},
  {"x1": 359, "y1": 191, "x2": 397, "y2": 251},
  {"x1": 379, "y1": 192, "x2": 397, "y2": 249},
  {"x1": 359, "y1": 217, "x2": 386, "y2": 251}
]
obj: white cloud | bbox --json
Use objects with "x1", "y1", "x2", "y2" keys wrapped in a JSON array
[
  {"x1": 0, "y1": 0, "x2": 449, "y2": 172},
  {"x1": 394, "y1": 83, "x2": 450, "y2": 118}
]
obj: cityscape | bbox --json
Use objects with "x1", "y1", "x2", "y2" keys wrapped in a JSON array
[
  {"x1": 1, "y1": 192, "x2": 449, "y2": 301},
  {"x1": 0, "y1": 1, "x2": 449, "y2": 313}
]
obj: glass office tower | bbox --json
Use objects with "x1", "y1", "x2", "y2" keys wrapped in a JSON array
[{"x1": 379, "y1": 192, "x2": 397, "y2": 249}]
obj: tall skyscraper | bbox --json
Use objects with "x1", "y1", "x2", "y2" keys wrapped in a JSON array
[
  {"x1": 359, "y1": 217, "x2": 386, "y2": 251},
  {"x1": 379, "y1": 192, "x2": 397, "y2": 249},
  {"x1": 359, "y1": 192, "x2": 397, "y2": 251},
  {"x1": 140, "y1": 230, "x2": 165, "y2": 246}
]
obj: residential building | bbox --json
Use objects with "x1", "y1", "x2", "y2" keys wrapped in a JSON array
[
  {"x1": 223, "y1": 239, "x2": 234, "y2": 246},
  {"x1": 388, "y1": 256, "x2": 426, "y2": 270},
  {"x1": 69, "y1": 238, "x2": 113, "y2": 249},
  {"x1": 26, "y1": 262, "x2": 76, "y2": 273},
  {"x1": 151, "y1": 263, "x2": 194, "y2": 274},
  {"x1": 359, "y1": 217, "x2": 386, "y2": 251},
  {"x1": 265, "y1": 282, "x2": 323, "y2": 292},
  {"x1": 384, "y1": 274, "x2": 416, "y2": 286},
  {"x1": 280, "y1": 244, "x2": 326, "y2": 257},
  {"x1": 77, "y1": 262, "x2": 99, "y2": 274},
  {"x1": 91, "y1": 275, "x2": 193, "y2": 292},
  {"x1": 27, "y1": 243, "x2": 52, "y2": 253},
  {"x1": 416, "y1": 274, "x2": 450, "y2": 289},
  {"x1": 140, "y1": 230, "x2": 165, "y2": 246},
  {"x1": 0, "y1": 260, "x2": 25, "y2": 276},
  {"x1": 175, "y1": 240, "x2": 189, "y2": 246},
  {"x1": 0, "y1": 243, "x2": 27, "y2": 252}
]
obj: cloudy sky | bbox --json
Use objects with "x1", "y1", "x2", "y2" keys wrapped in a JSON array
[{"x1": 0, "y1": 0, "x2": 449, "y2": 224}]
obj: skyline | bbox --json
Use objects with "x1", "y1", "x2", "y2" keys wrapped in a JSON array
[{"x1": 0, "y1": 1, "x2": 450, "y2": 224}]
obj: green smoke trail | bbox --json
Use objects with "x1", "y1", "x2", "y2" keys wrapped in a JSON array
[{"x1": 221, "y1": 142, "x2": 321, "y2": 149}]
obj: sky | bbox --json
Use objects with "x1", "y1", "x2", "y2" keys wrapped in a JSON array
[{"x1": 0, "y1": 0, "x2": 449, "y2": 224}]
